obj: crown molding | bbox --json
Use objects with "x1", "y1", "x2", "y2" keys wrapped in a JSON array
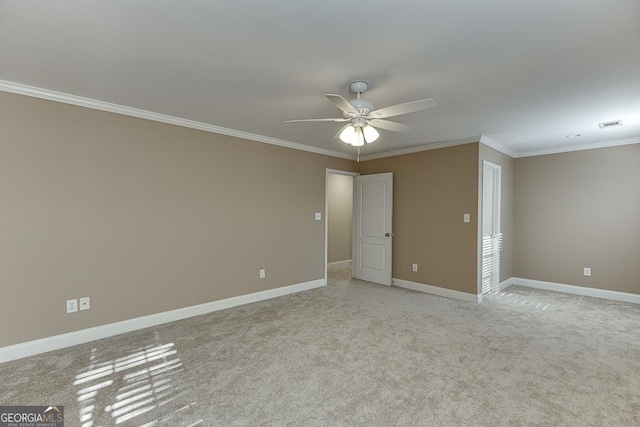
[
  {"x1": 0, "y1": 79, "x2": 356, "y2": 161},
  {"x1": 5, "y1": 80, "x2": 636, "y2": 161},
  {"x1": 479, "y1": 135, "x2": 517, "y2": 158},
  {"x1": 359, "y1": 136, "x2": 481, "y2": 161},
  {"x1": 514, "y1": 136, "x2": 640, "y2": 158}
]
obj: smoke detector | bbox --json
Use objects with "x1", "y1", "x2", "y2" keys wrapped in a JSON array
[{"x1": 599, "y1": 119, "x2": 623, "y2": 129}]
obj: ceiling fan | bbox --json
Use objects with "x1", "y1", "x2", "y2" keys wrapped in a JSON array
[{"x1": 286, "y1": 81, "x2": 436, "y2": 147}]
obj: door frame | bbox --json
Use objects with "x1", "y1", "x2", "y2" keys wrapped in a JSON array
[
  {"x1": 480, "y1": 160, "x2": 502, "y2": 294},
  {"x1": 325, "y1": 168, "x2": 360, "y2": 285}
]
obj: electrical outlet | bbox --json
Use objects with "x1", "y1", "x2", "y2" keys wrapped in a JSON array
[
  {"x1": 259, "y1": 269, "x2": 266, "y2": 279},
  {"x1": 463, "y1": 213, "x2": 471, "y2": 223},
  {"x1": 412, "y1": 263, "x2": 418, "y2": 272},
  {"x1": 584, "y1": 267, "x2": 591, "y2": 277},
  {"x1": 79, "y1": 297, "x2": 91, "y2": 310},
  {"x1": 315, "y1": 212, "x2": 322, "y2": 221},
  {"x1": 66, "y1": 299, "x2": 78, "y2": 314}
]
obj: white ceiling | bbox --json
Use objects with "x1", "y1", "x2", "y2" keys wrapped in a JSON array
[{"x1": 1, "y1": 0, "x2": 639, "y2": 158}]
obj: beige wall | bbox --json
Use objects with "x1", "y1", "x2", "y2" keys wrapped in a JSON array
[
  {"x1": 359, "y1": 144, "x2": 480, "y2": 294},
  {"x1": 514, "y1": 144, "x2": 640, "y2": 294},
  {"x1": 7, "y1": 85, "x2": 637, "y2": 350},
  {"x1": 0, "y1": 91, "x2": 357, "y2": 347},
  {"x1": 327, "y1": 173, "x2": 353, "y2": 264},
  {"x1": 479, "y1": 144, "x2": 514, "y2": 282}
]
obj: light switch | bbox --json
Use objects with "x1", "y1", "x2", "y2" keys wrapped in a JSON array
[
  {"x1": 66, "y1": 299, "x2": 78, "y2": 314},
  {"x1": 315, "y1": 212, "x2": 322, "y2": 221},
  {"x1": 463, "y1": 213, "x2": 471, "y2": 223}
]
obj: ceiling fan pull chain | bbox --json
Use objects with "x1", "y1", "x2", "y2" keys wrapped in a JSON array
[{"x1": 357, "y1": 146, "x2": 360, "y2": 163}]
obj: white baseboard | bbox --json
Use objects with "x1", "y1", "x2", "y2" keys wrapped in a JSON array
[
  {"x1": 499, "y1": 277, "x2": 515, "y2": 291},
  {"x1": 507, "y1": 277, "x2": 640, "y2": 304},
  {"x1": 327, "y1": 259, "x2": 352, "y2": 268},
  {"x1": 0, "y1": 278, "x2": 325, "y2": 364},
  {"x1": 392, "y1": 278, "x2": 482, "y2": 303}
]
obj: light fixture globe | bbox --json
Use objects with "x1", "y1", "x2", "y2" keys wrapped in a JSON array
[
  {"x1": 363, "y1": 125, "x2": 379, "y2": 143},
  {"x1": 352, "y1": 128, "x2": 365, "y2": 147},
  {"x1": 339, "y1": 125, "x2": 357, "y2": 145}
]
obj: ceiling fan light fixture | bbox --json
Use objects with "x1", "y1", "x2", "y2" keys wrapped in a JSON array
[{"x1": 339, "y1": 125, "x2": 367, "y2": 146}]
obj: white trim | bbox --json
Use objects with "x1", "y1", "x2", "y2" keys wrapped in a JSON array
[
  {"x1": 0, "y1": 279, "x2": 325, "y2": 364},
  {"x1": 325, "y1": 168, "x2": 359, "y2": 176},
  {"x1": 510, "y1": 277, "x2": 640, "y2": 304},
  {"x1": 514, "y1": 136, "x2": 640, "y2": 158},
  {"x1": 0, "y1": 79, "x2": 355, "y2": 161},
  {"x1": 359, "y1": 136, "x2": 480, "y2": 161},
  {"x1": 327, "y1": 259, "x2": 352, "y2": 268},
  {"x1": 392, "y1": 278, "x2": 482, "y2": 304},
  {"x1": 479, "y1": 135, "x2": 517, "y2": 158},
  {"x1": 498, "y1": 277, "x2": 515, "y2": 291}
]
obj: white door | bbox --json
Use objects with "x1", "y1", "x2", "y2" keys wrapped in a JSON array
[
  {"x1": 354, "y1": 173, "x2": 393, "y2": 286},
  {"x1": 482, "y1": 161, "x2": 502, "y2": 294}
]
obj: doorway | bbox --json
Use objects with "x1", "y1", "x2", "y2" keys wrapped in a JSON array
[
  {"x1": 324, "y1": 169, "x2": 393, "y2": 287},
  {"x1": 325, "y1": 169, "x2": 358, "y2": 283},
  {"x1": 481, "y1": 161, "x2": 502, "y2": 294}
]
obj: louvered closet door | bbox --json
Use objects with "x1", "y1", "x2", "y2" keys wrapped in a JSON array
[{"x1": 482, "y1": 162, "x2": 502, "y2": 294}]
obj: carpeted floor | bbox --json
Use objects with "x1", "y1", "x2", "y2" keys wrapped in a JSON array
[{"x1": 1, "y1": 265, "x2": 639, "y2": 426}]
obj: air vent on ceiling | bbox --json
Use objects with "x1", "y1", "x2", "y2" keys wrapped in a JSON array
[{"x1": 599, "y1": 120, "x2": 623, "y2": 128}]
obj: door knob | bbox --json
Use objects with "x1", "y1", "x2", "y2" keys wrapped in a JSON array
[{"x1": 385, "y1": 233, "x2": 392, "y2": 237}]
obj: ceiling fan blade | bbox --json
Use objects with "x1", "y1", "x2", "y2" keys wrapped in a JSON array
[
  {"x1": 285, "y1": 118, "x2": 350, "y2": 123},
  {"x1": 367, "y1": 119, "x2": 413, "y2": 133},
  {"x1": 369, "y1": 99, "x2": 436, "y2": 119},
  {"x1": 326, "y1": 94, "x2": 359, "y2": 115},
  {"x1": 333, "y1": 124, "x2": 351, "y2": 139}
]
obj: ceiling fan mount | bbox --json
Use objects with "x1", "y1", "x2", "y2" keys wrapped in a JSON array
[
  {"x1": 349, "y1": 80, "x2": 369, "y2": 94},
  {"x1": 286, "y1": 81, "x2": 436, "y2": 148},
  {"x1": 345, "y1": 82, "x2": 373, "y2": 116}
]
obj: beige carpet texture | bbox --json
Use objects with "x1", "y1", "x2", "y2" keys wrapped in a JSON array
[{"x1": 1, "y1": 265, "x2": 639, "y2": 426}]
